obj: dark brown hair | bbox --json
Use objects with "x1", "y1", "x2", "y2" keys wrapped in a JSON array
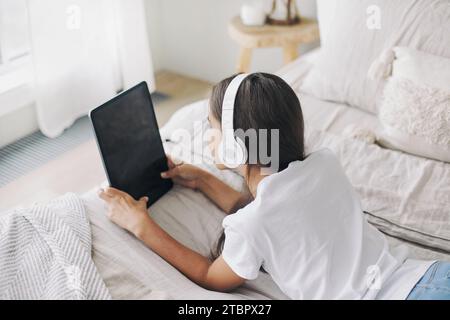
[{"x1": 210, "y1": 73, "x2": 305, "y2": 259}]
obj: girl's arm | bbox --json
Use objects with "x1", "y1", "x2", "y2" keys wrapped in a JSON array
[
  {"x1": 196, "y1": 170, "x2": 252, "y2": 214},
  {"x1": 98, "y1": 187, "x2": 245, "y2": 291},
  {"x1": 161, "y1": 159, "x2": 252, "y2": 214},
  {"x1": 136, "y1": 217, "x2": 244, "y2": 291}
]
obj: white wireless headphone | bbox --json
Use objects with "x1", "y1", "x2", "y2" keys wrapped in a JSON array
[{"x1": 217, "y1": 73, "x2": 250, "y2": 168}]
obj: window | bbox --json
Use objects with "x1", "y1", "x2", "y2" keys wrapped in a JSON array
[{"x1": 0, "y1": 0, "x2": 33, "y2": 94}]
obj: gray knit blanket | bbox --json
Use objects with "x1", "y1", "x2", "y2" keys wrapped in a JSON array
[{"x1": 0, "y1": 193, "x2": 111, "y2": 300}]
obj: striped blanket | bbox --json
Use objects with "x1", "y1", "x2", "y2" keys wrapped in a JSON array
[{"x1": 0, "y1": 193, "x2": 110, "y2": 300}]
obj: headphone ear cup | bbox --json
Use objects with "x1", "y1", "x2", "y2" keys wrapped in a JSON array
[
  {"x1": 218, "y1": 136, "x2": 247, "y2": 168},
  {"x1": 234, "y1": 137, "x2": 247, "y2": 165}
]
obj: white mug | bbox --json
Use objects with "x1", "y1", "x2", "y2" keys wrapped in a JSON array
[{"x1": 240, "y1": 4, "x2": 267, "y2": 26}]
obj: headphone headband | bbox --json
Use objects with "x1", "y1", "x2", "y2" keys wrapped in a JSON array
[{"x1": 221, "y1": 73, "x2": 250, "y2": 134}]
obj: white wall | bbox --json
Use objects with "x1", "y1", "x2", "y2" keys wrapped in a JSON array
[{"x1": 145, "y1": 0, "x2": 318, "y2": 83}]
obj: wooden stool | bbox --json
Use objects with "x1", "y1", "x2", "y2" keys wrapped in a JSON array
[{"x1": 228, "y1": 16, "x2": 320, "y2": 73}]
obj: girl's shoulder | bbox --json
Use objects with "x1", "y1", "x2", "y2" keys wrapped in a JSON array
[{"x1": 222, "y1": 198, "x2": 264, "y2": 233}]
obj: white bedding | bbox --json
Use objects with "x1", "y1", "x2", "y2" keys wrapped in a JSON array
[{"x1": 83, "y1": 50, "x2": 449, "y2": 300}]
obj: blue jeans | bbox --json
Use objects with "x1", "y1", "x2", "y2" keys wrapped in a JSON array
[{"x1": 406, "y1": 261, "x2": 450, "y2": 300}]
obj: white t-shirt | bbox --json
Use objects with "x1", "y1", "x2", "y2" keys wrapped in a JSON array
[{"x1": 222, "y1": 149, "x2": 433, "y2": 300}]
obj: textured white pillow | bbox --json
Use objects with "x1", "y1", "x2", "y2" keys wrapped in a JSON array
[
  {"x1": 300, "y1": 0, "x2": 450, "y2": 114},
  {"x1": 375, "y1": 48, "x2": 450, "y2": 162}
]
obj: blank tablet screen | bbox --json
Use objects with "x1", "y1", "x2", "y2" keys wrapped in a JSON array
[{"x1": 90, "y1": 82, "x2": 172, "y2": 206}]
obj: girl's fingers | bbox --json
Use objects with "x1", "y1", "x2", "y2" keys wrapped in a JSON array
[
  {"x1": 98, "y1": 189, "x2": 119, "y2": 204},
  {"x1": 139, "y1": 196, "x2": 149, "y2": 204},
  {"x1": 101, "y1": 187, "x2": 135, "y2": 202},
  {"x1": 114, "y1": 188, "x2": 136, "y2": 200},
  {"x1": 161, "y1": 171, "x2": 171, "y2": 178},
  {"x1": 98, "y1": 188, "x2": 112, "y2": 197},
  {"x1": 106, "y1": 187, "x2": 126, "y2": 196},
  {"x1": 167, "y1": 156, "x2": 176, "y2": 169},
  {"x1": 161, "y1": 167, "x2": 178, "y2": 179},
  {"x1": 98, "y1": 189, "x2": 110, "y2": 201}
]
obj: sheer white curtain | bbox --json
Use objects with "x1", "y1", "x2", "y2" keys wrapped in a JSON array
[{"x1": 27, "y1": 0, "x2": 155, "y2": 138}]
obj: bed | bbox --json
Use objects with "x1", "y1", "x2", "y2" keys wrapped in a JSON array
[{"x1": 79, "y1": 49, "x2": 449, "y2": 300}]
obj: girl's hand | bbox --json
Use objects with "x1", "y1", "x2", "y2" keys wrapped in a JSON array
[
  {"x1": 98, "y1": 187, "x2": 151, "y2": 237},
  {"x1": 161, "y1": 157, "x2": 206, "y2": 190}
]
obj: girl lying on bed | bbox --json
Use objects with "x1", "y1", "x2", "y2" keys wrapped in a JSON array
[{"x1": 98, "y1": 73, "x2": 449, "y2": 300}]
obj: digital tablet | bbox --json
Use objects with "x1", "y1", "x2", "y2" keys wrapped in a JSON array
[{"x1": 90, "y1": 82, "x2": 173, "y2": 207}]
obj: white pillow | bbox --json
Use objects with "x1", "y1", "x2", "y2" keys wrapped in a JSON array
[
  {"x1": 375, "y1": 47, "x2": 450, "y2": 162},
  {"x1": 300, "y1": 0, "x2": 450, "y2": 114},
  {"x1": 159, "y1": 100, "x2": 208, "y2": 141}
]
